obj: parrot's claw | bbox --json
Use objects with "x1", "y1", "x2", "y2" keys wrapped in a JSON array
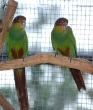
[
  {"x1": 68, "y1": 56, "x2": 72, "y2": 63},
  {"x1": 55, "y1": 53, "x2": 58, "y2": 57},
  {"x1": 23, "y1": 58, "x2": 24, "y2": 61},
  {"x1": 4, "y1": 58, "x2": 8, "y2": 63}
]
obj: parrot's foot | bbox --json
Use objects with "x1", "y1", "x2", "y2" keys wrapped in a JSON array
[
  {"x1": 4, "y1": 60, "x2": 6, "y2": 63},
  {"x1": 55, "y1": 53, "x2": 58, "y2": 57},
  {"x1": 4, "y1": 58, "x2": 8, "y2": 63},
  {"x1": 23, "y1": 58, "x2": 24, "y2": 61},
  {"x1": 68, "y1": 56, "x2": 72, "y2": 63}
]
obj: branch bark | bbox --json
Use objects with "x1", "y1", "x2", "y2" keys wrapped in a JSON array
[
  {"x1": 0, "y1": 0, "x2": 18, "y2": 53},
  {"x1": 0, "y1": 52, "x2": 93, "y2": 75},
  {"x1": 0, "y1": 92, "x2": 15, "y2": 110},
  {"x1": 0, "y1": 0, "x2": 17, "y2": 109}
]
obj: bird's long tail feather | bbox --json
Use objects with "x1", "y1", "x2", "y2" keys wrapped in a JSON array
[
  {"x1": 69, "y1": 68, "x2": 86, "y2": 91},
  {"x1": 14, "y1": 68, "x2": 29, "y2": 110}
]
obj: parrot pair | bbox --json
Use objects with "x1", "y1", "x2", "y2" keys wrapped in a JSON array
[
  {"x1": 5, "y1": 15, "x2": 86, "y2": 109},
  {"x1": 5, "y1": 15, "x2": 29, "y2": 110},
  {"x1": 51, "y1": 18, "x2": 86, "y2": 91}
]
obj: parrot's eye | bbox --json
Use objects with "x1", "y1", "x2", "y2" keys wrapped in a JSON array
[
  {"x1": 62, "y1": 22, "x2": 68, "y2": 26},
  {"x1": 58, "y1": 21, "x2": 61, "y2": 24}
]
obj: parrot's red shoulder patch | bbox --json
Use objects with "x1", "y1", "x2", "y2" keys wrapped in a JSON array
[
  {"x1": 18, "y1": 47, "x2": 24, "y2": 58},
  {"x1": 11, "y1": 49, "x2": 17, "y2": 59},
  {"x1": 57, "y1": 47, "x2": 70, "y2": 56},
  {"x1": 11, "y1": 47, "x2": 24, "y2": 59}
]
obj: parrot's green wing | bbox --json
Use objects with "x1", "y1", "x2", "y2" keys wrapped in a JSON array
[
  {"x1": 51, "y1": 26, "x2": 76, "y2": 57},
  {"x1": 66, "y1": 26, "x2": 77, "y2": 56}
]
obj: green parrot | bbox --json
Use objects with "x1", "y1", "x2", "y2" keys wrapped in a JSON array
[
  {"x1": 51, "y1": 18, "x2": 86, "y2": 91},
  {"x1": 5, "y1": 15, "x2": 29, "y2": 110}
]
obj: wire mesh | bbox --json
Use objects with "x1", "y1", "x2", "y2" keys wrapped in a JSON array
[{"x1": 0, "y1": 0, "x2": 93, "y2": 110}]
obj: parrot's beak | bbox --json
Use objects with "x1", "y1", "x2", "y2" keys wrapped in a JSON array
[
  {"x1": 22, "y1": 21, "x2": 26, "y2": 28},
  {"x1": 62, "y1": 26, "x2": 66, "y2": 30},
  {"x1": 62, "y1": 22, "x2": 68, "y2": 32},
  {"x1": 62, "y1": 25, "x2": 67, "y2": 32},
  {"x1": 20, "y1": 20, "x2": 26, "y2": 29}
]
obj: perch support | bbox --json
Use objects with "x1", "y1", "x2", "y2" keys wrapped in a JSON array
[
  {"x1": 0, "y1": 0, "x2": 18, "y2": 53},
  {"x1": 0, "y1": 92, "x2": 15, "y2": 110},
  {"x1": 0, "y1": 0, "x2": 18, "y2": 109}
]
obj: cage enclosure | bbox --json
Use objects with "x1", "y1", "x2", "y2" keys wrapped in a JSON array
[{"x1": 0, "y1": 0, "x2": 93, "y2": 110}]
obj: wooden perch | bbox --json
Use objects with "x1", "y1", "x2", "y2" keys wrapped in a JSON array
[
  {"x1": 0, "y1": 52, "x2": 93, "y2": 75},
  {"x1": 0, "y1": 0, "x2": 18, "y2": 109},
  {"x1": 0, "y1": 92, "x2": 15, "y2": 110},
  {"x1": 0, "y1": 0, "x2": 18, "y2": 53}
]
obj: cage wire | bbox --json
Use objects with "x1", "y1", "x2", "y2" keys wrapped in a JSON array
[{"x1": 0, "y1": 0, "x2": 93, "y2": 110}]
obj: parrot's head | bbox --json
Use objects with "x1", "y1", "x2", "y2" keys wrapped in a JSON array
[
  {"x1": 12, "y1": 15, "x2": 26, "y2": 29},
  {"x1": 54, "y1": 18, "x2": 68, "y2": 32}
]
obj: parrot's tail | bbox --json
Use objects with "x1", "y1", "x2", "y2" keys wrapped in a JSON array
[
  {"x1": 14, "y1": 68, "x2": 29, "y2": 110},
  {"x1": 69, "y1": 68, "x2": 86, "y2": 91}
]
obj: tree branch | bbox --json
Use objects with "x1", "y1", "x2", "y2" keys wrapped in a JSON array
[
  {"x1": 0, "y1": 0, "x2": 17, "y2": 109},
  {"x1": 0, "y1": 0, "x2": 18, "y2": 53},
  {"x1": 0, "y1": 52, "x2": 93, "y2": 75},
  {"x1": 0, "y1": 92, "x2": 15, "y2": 110}
]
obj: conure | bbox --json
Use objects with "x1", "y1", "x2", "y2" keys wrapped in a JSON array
[
  {"x1": 5, "y1": 15, "x2": 29, "y2": 110},
  {"x1": 51, "y1": 18, "x2": 86, "y2": 91}
]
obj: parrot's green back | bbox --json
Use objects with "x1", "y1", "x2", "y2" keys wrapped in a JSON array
[
  {"x1": 51, "y1": 26, "x2": 76, "y2": 57},
  {"x1": 5, "y1": 16, "x2": 29, "y2": 110}
]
